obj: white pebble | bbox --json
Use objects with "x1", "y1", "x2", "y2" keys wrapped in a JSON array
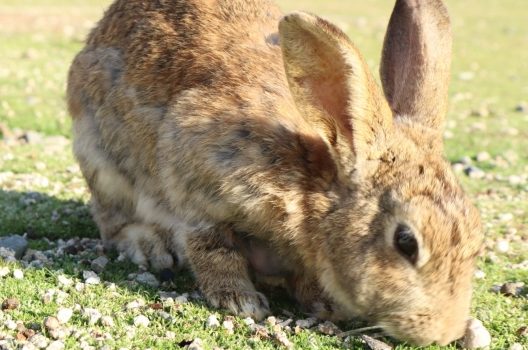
[
  {"x1": 495, "y1": 239, "x2": 510, "y2": 253},
  {"x1": 206, "y1": 315, "x2": 220, "y2": 328},
  {"x1": 174, "y1": 293, "x2": 189, "y2": 304},
  {"x1": 476, "y1": 152, "x2": 491, "y2": 162},
  {"x1": 222, "y1": 319, "x2": 234, "y2": 334},
  {"x1": 134, "y1": 315, "x2": 150, "y2": 327},
  {"x1": 83, "y1": 308, "x2": 101, "y2": 325},
  {"x1": 13, "y1": 269, "x2": 24, "y2": 279},
  {"x1": 243, "y1": 317, "x2": 255, "y2": 326},
  {"x1": 498, "y1": 213, "x2": 514, "y2": 222},
  {"x1": 509, "y1": 343, "x2": 524, "y2": 350},
  {"x1": 29, "y1": 334, "x2": 50, "y2": 348},
  {"x1": 57, "y1": 275, "x2": 73, "y2": 287},
  {"x1": 74, "y1": 282, "x2": 85, "y2": 292},
  {"x1": 135, "y1": 272, "x2": 159, "y2": 288},
  {"x1": 188, "y1": 338, "x2": 204, "y2": 350},
  {"x1": 295, "y1": 317, "x2": 317, "y2": 329},
  {"x1": 126, "y1": 300, "x2": 144, "y2": 310},
  {"x1": 82, "y1": 270, "x2": 100, "y2": 285},
  {"x1": 0, "y1": 266, "x2": 10, "y2": 277},
  {"x1": 462, "y1": 319, "x2": 492, "y2": 349},
  {"x1": 56, "y1": 308, "x2": 73, "y2": 324},
  {"x1": 5, "y1": 319, "x2": 17, "y2": 330},
  {"x1": 46, "y1": 340, "x2": 65, "y2": 350},
  {"x1": 474, "y1": 270, "x2": 486, "y2": 279},
  {"x1": 101, "y1": 315, "x2": 115, "y2": 328}
]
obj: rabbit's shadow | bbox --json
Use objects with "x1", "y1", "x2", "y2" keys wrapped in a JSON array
[{"x1": 0, "y1": 189, "x2": 370, "y2": 348}]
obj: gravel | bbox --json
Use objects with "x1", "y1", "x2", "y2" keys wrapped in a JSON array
[
  {"x1": 82, "y1": 271, "x2": 100, "y2": 285},
  {"x1": 465, "y1": 166, "x2": 486, "y2": 179},
  {"x1": 500, "y1": 282, "x2": 525, "y2": 297},
  {"x1": 12, "y1": 269, "x2": 24, "y2": 279},
  {"x1": 90, "y1": 256, "x2": 109, "y2": 273},
  {"x1": 44, "y1": 317, "x2": 60, "y2": 331},
  {"x1": 56, "y1": 308, "x2": 73, "y2": 324},
  {"x1": 0, "y1": 235, "x2": 28, "y2": 259},
  {"x1": 135, "y1": 272, "x2": 160, "y2": 288},
  {"x1": 461, "y1": 319, "x2": 492, "y2": 349},
  {"x1": 360, "y1": 335, "x2": 392, "y2": 350},
  {"x1": 206, "y1": 315, "x2": 220, "y2": 328},
  {"x1": 46, "y1": 340, "x2": 65, "y2": 350},
  {"x1": 133, "y1": 315, "x2": 150, "y2": 327},
  {"x1": 295, "y1": 317, "x2": 317, "y2": 329},
  {"x1": 1, "y1": 298, "x2": 19, "y2": 311}
]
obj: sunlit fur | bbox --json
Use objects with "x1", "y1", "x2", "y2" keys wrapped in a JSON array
[{"x1": 67, "y1": 0, "x2": 482, "y2": 345}]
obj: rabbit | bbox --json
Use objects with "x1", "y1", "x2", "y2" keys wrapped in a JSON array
[{"x1": 67, "y1": 0, "x2": 483, "y2": 346}]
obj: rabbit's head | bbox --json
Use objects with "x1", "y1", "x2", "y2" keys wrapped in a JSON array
[{"x1": 278, "y1": 0, "x2": 482, "y2": 346}]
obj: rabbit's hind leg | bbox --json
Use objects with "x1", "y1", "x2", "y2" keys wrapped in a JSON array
[
  {"x1": 92, "y1": 197, "x2": 175, "y2": 271},
  {"x1": 187, "y1": 225, "x2": 270, "y2": 320},
  {"x1": 73, "y1": 116, "x2": 175, "y2": 271}
]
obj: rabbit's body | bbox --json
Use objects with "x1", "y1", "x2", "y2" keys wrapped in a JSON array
[{"x1": 68, "y1": 0, "x2": 483, "y2": 345}]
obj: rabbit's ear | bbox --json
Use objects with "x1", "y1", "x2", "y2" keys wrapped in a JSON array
[
  {"x1": 279, "y1": 12, "x2": 392, "y2": 169},
  {"x1": 380, "y1": 0, "x2": 452, "y2": 131}
]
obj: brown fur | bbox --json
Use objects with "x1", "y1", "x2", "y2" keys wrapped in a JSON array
[{"x1": 67, "y1": 0, "x2": 482, "y2": 346}]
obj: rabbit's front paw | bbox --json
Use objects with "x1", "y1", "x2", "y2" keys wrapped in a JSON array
[{"x1": 206, "y1": 289, "x2": 270, "y2": 320}]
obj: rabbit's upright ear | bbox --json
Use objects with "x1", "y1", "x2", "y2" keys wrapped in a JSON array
[
  {"x1": 380, "y1": 0, "x2": 452, "y2": 132},
  {"x1": 279, "y1": 12, "x2": 392, "y2": 171}
]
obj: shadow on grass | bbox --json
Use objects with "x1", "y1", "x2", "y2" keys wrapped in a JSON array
[
  {"x1": 0, "y1": 189, "x2": 97, "y2": 240},
  {"x1": 0, "y1": 190, "x2": 314, "y2": 319}
]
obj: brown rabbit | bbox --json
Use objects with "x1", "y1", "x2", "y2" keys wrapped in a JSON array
[{"x1": 67, "y1": 0, "x2": 483, "y2": 345}]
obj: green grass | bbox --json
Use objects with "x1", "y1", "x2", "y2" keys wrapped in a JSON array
[{"x1": 0, "y1": 0, "x2": 527, "y2": 349}]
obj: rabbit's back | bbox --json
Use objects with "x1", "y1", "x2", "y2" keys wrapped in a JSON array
[{"x1": 67, "y1": 0, "x2": 293, "y2": 182}]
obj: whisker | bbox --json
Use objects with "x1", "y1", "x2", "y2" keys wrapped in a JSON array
[{"x1": 337, "y1": 325, "x2": 383, "y2": 338}]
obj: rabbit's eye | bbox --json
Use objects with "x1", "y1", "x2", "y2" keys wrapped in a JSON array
[{"x1": 394, "y1": 224, "x2": 418, "y2": 264}]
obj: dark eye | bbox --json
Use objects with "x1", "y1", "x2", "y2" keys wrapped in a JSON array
[{"x1": 394, "y1": 224, "x2": 418, "y2": 264}]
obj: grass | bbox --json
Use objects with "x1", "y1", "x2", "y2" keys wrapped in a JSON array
[{"x1": 0, "y1": 0, "x2": 527, "y2": 349}]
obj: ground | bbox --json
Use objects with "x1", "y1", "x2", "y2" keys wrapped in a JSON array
[{"x1": 0, "y1": 0, "x2": 527, "y2": 349}]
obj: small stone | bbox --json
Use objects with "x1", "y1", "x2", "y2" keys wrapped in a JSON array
[
  {"x1": 500, "y1": 282, "x2": 524, "y2": 297},
  {"x1": 5, "y1": 319, "x2": 17, "y2": 330},
  {"x1": 273, "y1": 329, "x2": 293, "y2": 348},
  {"x1": 508, "y1": 343, "x2": 523, "y2": 350},
  {"x1": 508, "y1": 175, "x2": 524, "y2": 186},
  {"x1": 126, "y1": 300, "x2": 144, "y2": 310},
  {"x1": 474, "y1": 270, "x2": 486, "y2": 279},
  {"x1": 0, "y1": 235, "x2": 28, "y2": 259},
  {"x1": 266, "y1": 316, "x2": 277, "y2": 326},
  {"x1": 452, "y1": 163, "x2": 466, "y2": 173},
  {"x1": 498, "y1": 213, "x2": 514, "y2": 222},
  {"x1": 90, "y1": 256, "x2": 109, "y2": 273},
  {"x1": 515, "y1": 102, "x2": 528, "y2": 113},
  {"x1": 135, "y1": 272, "x2": 159, "y2": 288},
  {"x1": 360, "y1": 335, "x2": 393, "y2": 350},
  {"x1": 516, "y1": 326, "x2": 527, "y2": 337},
  {"x1": 243, "y1": 317, "x2": 255, "y2": 326},
  {"x1": 165, "y1": 331, "x2": 176, "y2": 340},
  {"x1": 46, "y1": 341, "x2": 65, "y2": 350},
  {"x1": 188, "y1": 338, "x2": 204, "y2": 350},
  {"x1": 101, "y1": 316, "x2": 115, "y2": 328},
  {"x1": 22, "y1": 343, "x2": 39, "y2": 350},
  {"x1": 83, "y1": 308, "x2": 101, "y2": 325},
  {"x1": 295, "y1": 317, "x2": 317, "y2": 329},
  {"x1": 222, "y1": 319, "x2": 234, "y2": 334},
  {"x1": 495, "y1": 239, "x2": 510, "y2": 253},
  {"x1": 174, "y1": 293, "x2": 189, "y2": 304},
  {"x1": 461, "y1": 319, "x2": 492, "y2": 349},
  {"x1": 459, "y1": 71, "x2": 475, "y2": 81},
  {"x1": 1, "y1": 298, "x2": 19, "y2": 310},
  {"x1": 29, "y1": 334, "x2": 49, "y2": 349},
  {"x1": 13, "y1": 269, "x2": 24, "y2": 279},
  {"x1": 44, "y1": 317, "x2": 60, "y2": 331},
  {"x1": 56, "y1": 308, "x2": 73, "y2": 324},
  {"x1": 317, "y1": 321, "x2": 341, "y2": 336},
  {"x1": 465, "y1": 166, "x2": 485, "y2": 179},
  {"x1": 74, "y1": 282, "x2": 85, "y2": 292},
  {"x1": 48, "y1": 328, "x2": 70, "y2": 340},
  {"x1": 133, "y1": 315, "x2": 150, "y2": 327},
  {"x1": 0, "y1": 266, "x2": 10, "y2": 277},
  {"x1": 206, "y1": 315, "x2": 220, "y2": 328},
  {"x1": 475, "y1": 152, "x2": 491, "y2": 162},
  {"x1": 82, "y1": 271, "x2": 100, "y2": 285}
]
